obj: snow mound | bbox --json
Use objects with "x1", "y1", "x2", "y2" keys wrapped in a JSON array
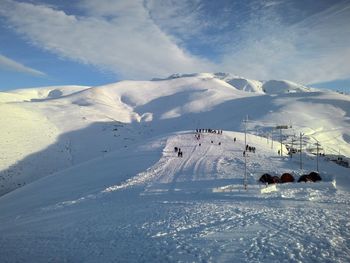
[{"x1": 262, "y1": 80, "x2": 312, "y2": 94}]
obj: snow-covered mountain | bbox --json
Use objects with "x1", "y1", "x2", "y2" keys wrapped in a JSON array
[
  {"x1": 0, "y1": 73, "x2": 349, "y2": 262},
  {"x1": 156, "y1": 72, "x2": 313, "y2": 94},
  {"x1": 1, "y1": 72, "x2": 348, "y2": 195}
]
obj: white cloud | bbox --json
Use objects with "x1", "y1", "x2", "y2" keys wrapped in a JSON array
[
  {"x1": 220, "y1": 1, "x2": 350, "y2": 84},
  {"x1": 145, "y1": 0, "x2": 205, "y2": 40},
  {"x1": 144, "y1": 0, "x2": 234, "y2": 48},
  {"x1": 144, "y1": 0, "x2": 350, "y2": 84},
  {"x1": 1, "y1": 0, "x2": 349, "y2": 84},
  {"x1": 0, "y1": 0, "x2": 215, "y2": 79},
  {"x1": 263, "y1": 1, "x2": 283, "y2": 8},
  {"x1": 0, "y1": 54, "x2": 46, "y2": 76}
]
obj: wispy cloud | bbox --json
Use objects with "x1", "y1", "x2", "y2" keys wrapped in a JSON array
[
  {"x1": 145, "y1": 0, "x2": 205, "y2": 41},
  {"x1": 0, "y1": 54, "x2": 46, "y2": 76},
  {"x1": 219, "y1": 0, "x2": 350, "y2": 84},
  {"x1": 0, "y1": 0, "x2": 215, "y2": 79},
  {"x1": 146, "y1": 0, "x2": 350, "y2": 84},
  {"x1": 0, "y1": 0, "x2": 349, "y2": 84}
]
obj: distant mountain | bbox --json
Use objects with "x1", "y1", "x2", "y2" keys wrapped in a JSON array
[{"x1": 155, "y1": 72, "x2": 314, "y2": 94}]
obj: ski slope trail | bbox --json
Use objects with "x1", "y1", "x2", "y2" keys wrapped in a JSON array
[
  {"x1": 101, "y1": 131, "x2": 350, "y2": 263},
  {"x1": 0, "y1": 131, "x2": 349, "y2": 262},
  {"x1": 105, "y1": 131, "x2": 260, "y2": 194},
  {"x1": 108, "y1": 131, "x2": 299, "y2": 194}
]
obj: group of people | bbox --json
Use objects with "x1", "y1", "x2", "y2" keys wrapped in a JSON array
[
  {"x1": 245, "y1": 144, "x2": 256, "y2": 153},
  {"x1": 195, "y1": 129, "x2": 223, "y2": 135},
  {"x1": 243, "y1": 144, "x2": 256, "y2": 156},
  {"x1": 174, "y1": 147, "x2": 183, "y2": 157},
  {"x1": 175, "y1": 129, "x2": 260, "y2": 159},
  {"x1": 194, "y1": 128, "x2": 223, "y2": 146},
  {"x1": 195, "y1": 132, "x2": 222, "y2": 146}
]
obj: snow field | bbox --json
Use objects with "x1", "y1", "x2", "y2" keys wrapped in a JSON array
[{"x1": 0, "y1": 130, "x2": 349, "y2": 262}]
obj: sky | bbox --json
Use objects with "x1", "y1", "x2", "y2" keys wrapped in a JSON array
[{"x1": 0, "y1": 0, "x2": 350, "y2": 91}]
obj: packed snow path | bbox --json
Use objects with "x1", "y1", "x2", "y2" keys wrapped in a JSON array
[
  {"x1": 108, "y1": 131, "x2": 289, "y2": 193},
  {"x1": 0, "y1": 131, "x2": 349, "y2": 262}
]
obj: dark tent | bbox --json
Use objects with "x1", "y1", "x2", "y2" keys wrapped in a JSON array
[
  {"x1": 298, "y1": 174, "x2": 312, "y2": 183},
  {"x1": 259, "y1": 173, "x2": 272, "y2": 184},
  {"x1": 259, "y1": 174, "x2": 280, "y2": 184},
  {"x1": 281, "y1": 173, "x2": 295, "y2": 183},
  {"x1": 308, "y1": 171, "x2": 322, "y2": 182},
  {"x1": 298, "y1": 172, "x2": 321, "y2": 183}
]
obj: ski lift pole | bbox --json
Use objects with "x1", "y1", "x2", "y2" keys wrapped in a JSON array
[
  {"x1": 280, "y1": 128, "x2": 282, "y2": 156},
  {"x1": 315, "y1": 141, "x2": 321, "y2": 172},
  {"x1": 271, "y1": 131, "x2": 273, "y2": 149},
  {"x1": 276, "y1": 125, "x2": 289, "y2": 156},
  {"x1": 243, "y1": 115, "x2": 248, "y2": 189},
  {"x1": 300, "y1": 132, "x2": 304, "y2": 170}
]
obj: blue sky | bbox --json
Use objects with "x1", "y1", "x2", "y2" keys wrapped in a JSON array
[{"x1": 0, "y1": 0, "x2": 349, "y2": 91}]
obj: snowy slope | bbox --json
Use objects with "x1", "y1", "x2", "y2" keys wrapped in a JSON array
[
  {"x1": 0, "y1": 74, "x2": 349, "y2": 195},
  {"x1": 0, "y1": 73, "x2": 350, "y2": 262},
  {"x1": 1, "y1": 74, "x2": 349, "y2": 196},
  {"x1": 0, "y1": 130, "x2": 349, "y2": 262},
  {"x1": 0, "y1": 75, "x2": 257, "y2": 195},
  {"x1": 262, "y1": 79, "x2": 313, "y2": 94},
  {"x1": 5, "y1": 85, "x2": 91, "y2": 100}
]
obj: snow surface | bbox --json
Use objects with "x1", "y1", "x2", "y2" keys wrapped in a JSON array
[
  {"x1": 262, "y1": 80, "x2": 312, "y2": 94},
  {"x1": 0, "y1": 73, "x2": 349, "y2": 262}
]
